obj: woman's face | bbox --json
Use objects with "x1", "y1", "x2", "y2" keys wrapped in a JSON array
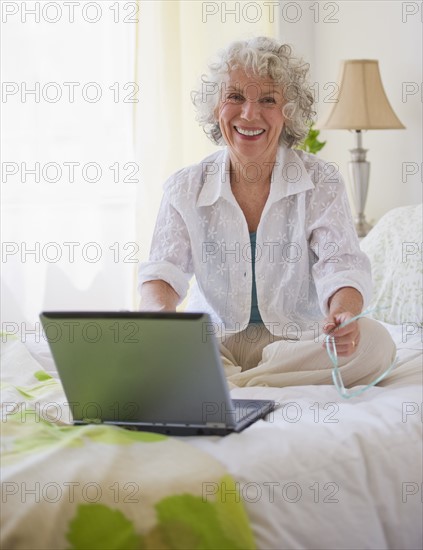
[{"x1": 215, "y1": 68, "x2": 285, "y2": 162}]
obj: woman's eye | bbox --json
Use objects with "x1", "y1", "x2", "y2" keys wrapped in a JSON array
[
  {"x1": 261, "y1": 97, "x2": 277, "y2": 104},
  {"x1": 227, "y1": 93, "x2": 243, "y2": 102}
]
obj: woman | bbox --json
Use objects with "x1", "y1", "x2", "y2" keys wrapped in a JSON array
[{"x1": 138, "y1": 36, "x2": 395, "y2": 389}]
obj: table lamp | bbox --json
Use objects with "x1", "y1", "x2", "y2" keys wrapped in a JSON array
[{"x1": 317, "y1": 60, "x2": 405, "y2": 237}]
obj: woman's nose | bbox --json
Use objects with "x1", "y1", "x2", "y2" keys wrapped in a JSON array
[{"x1": 241, "y1": 100, "x2": 260, "y2": 121}]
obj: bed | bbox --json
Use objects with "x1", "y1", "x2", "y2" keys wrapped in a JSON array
[{"x1": 1, "y1": 204, "x2": 422, "y2": 550}]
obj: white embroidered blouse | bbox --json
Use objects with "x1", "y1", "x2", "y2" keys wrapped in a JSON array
[{"x1": 138, "y1": 146, "x2": 371, "y2": 336}]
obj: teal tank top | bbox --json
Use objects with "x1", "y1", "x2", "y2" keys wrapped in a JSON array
[{"x1": 249, "y1": 231, "x2": 263, "y2": 324}]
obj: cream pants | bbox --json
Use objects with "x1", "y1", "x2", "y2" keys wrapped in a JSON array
[{"x1": 218, "y1": 318, "x2": 397, "y2": 388}]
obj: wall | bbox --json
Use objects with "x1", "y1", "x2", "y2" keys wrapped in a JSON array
[{"x1": 279, "y1": 0, "x2": 422, "y2": 224}]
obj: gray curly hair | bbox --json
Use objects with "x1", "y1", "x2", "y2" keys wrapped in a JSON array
[{"x1": 191, "y1": 36, "x2": 315, "y2": 148}]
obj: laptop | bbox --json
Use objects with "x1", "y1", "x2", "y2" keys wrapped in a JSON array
[{"x1": 39, "y1": 311, "x2": 275, "y2": 435}]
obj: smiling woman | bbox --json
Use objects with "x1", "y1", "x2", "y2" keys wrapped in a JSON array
[
  {"x1": 192, "y1": 39, "x2": 314, "y2": 148},
  {"x1": 138, "y1": 36, "x2": 397, "y2": 391},
  {"x1": 214, "y1": 69, "x2": 286, "y2": 234}
]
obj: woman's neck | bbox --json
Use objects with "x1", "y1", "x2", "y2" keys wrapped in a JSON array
[
  {"x1": 228, "y1": 149, "x2": 276, "y2": 190},
  {"x1": 228, "y1": 153, "x2": 273, "y2": 232}
]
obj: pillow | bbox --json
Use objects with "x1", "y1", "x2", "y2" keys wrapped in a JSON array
[{"x1": 360, "y1": 204, "x2": 422, "y2": 325}]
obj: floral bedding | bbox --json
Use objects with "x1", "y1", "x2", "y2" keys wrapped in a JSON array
[{"x1": 1, "y1": 336, "x2": 255, "y2": 550}]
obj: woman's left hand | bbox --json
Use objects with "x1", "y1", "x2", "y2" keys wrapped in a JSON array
[
  {"x1": 322, "y1": 311, "x2": 360, "y2": 357},
  {"x1": 322, "y1": 287, "x2": 364, "y2": 357}
]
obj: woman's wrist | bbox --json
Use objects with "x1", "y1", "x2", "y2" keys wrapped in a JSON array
[
  {"x1": 328, "y1": 287, "x2": 363, "y2": 317},
  {"x1": 139, "y1": 280, "x2": 179, "y2": 312}
]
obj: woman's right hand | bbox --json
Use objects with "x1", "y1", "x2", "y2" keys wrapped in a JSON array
[{"x1": 139, "y1": 280, "x2": 179, "y2": 311}]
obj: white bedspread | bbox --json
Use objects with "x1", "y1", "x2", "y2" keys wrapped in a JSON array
[
  {"x1": 23, "y1": 322, "x2": 423, "y2": 549},
  {"x1": 186, "y1": 323, "x2": 423, "y2": 549}
]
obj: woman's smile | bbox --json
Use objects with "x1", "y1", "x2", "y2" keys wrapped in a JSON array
[{"x1": 234, "y1": 126, "x2": 266, "y2": 138}]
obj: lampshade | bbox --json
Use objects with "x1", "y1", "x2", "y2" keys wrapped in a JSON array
[{"x1": 317, "y1": 60, "x2": 405, "y2": 130}]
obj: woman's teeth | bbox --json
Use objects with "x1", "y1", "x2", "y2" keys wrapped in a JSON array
[{"x1": 235, "y1": 127, "x2": 265, "y2": 136}]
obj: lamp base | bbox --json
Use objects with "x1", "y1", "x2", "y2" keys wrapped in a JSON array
[
  {"x1": 348, "y1": 131, "x2": 372, "y2": 238},
  {"x1": 354, "y1": 214, "x2": 373, "y2": 238}
]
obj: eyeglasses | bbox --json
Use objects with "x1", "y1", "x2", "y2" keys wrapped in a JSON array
[{"x1": 324, "y1": 309, "x2": 397, "y2": 399}]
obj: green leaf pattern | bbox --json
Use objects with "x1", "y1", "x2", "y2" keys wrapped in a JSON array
[{"x1": 1, "y1": 338, "x2": 256, "y2": 549}]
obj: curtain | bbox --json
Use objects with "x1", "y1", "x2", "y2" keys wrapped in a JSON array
[
  {"x1": 134, "y1": 0, "x2": 279, "y2": 260},
  {"x1": 1, "y1": 1, "x2": 138, "y2": 327}
]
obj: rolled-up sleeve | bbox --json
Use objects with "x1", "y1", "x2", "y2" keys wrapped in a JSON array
[
  {"x1": 307, "y1": 167, "x2": 372, "y2": 316},
  {"x1": 138, "y1": 187, "x2": 193, "y2": 304}
]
